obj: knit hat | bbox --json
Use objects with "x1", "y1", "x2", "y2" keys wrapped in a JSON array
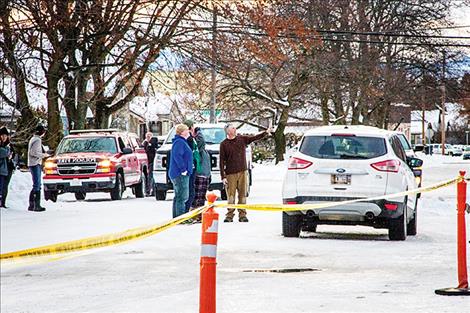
[
  {"x1": 35, "y1": 124, "x2": 47, "y2": 135},
  {"x1": 183, "y1": 119, "x2": 194, "y2": 129},
  {"x1": 0, "y1": 126, "x2": 9, "y2": 136}
]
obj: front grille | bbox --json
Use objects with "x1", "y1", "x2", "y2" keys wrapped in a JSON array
[{"x1": 57, "y1": 162, "x2": 97, "y2": 175}]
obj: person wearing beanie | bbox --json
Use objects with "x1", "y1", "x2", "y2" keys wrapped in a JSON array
[
  {"x1": 27, "y1": 125, "x2": 49, "y2": 211},
  {"x1": 168, "y1": 124, "x2": 193, "y2": 218},
  {"x1": 183, "y1": 119, "x2": 198, "y2": 214},
  {"x1": 0, "y1": 127, "x2": 11, "y2": 208}
]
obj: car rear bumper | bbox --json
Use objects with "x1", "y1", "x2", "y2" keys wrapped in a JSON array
[
  {"x1": 283, "y1": 196, "x2": 405, "y2": 221},
  {"x1": 44, "y1": 176, "x2": 116, "y2": 193}
]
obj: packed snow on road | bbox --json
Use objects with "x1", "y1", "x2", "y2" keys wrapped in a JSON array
[{"x1": 1, "y1": 154, "x2": 469, "y2": 313}]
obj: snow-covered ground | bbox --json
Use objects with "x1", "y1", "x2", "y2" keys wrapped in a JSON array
[{"x1": 1, "y1": 154, "x2": 469, "y2": 313}]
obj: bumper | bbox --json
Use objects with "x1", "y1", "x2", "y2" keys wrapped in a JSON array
[
  {"x1": 283, "y1": 196, "x2": 405, "y2": 221},
  {"x1": 44, "y1": 176, "x2": 116, "y2": 193},
  {"x1": 153, "y1": 170, "x2": 224, "y2": 191}
]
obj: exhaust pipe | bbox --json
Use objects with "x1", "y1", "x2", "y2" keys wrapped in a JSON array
[
  {"x1": 365, "y1": 212, "x2": 375, "y2": 220},
  {"x1": 306, "y1": 210, "x2": 315, "y2": 218}
]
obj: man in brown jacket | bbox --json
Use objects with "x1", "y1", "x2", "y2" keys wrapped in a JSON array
[{"x1": 219, "y1": 124, "x2": 271, "y2": 222}]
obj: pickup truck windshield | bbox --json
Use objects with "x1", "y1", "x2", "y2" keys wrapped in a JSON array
[
  {"x1": 165, "y1": 127, "x2": 226, "y2": 145},
  {"x1": 57, "y1": 137, "x2": 118, "y2": 154}
]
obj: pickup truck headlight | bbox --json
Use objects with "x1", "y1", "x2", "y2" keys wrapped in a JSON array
[
  {"x1": 97, "y1": 159, "x2": 113, "y2": 173},
  {"x1": 44, "y1": 160, "x2": 57, "y2": 175}
]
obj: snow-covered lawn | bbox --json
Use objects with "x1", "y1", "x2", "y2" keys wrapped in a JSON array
[{"x1": 1, "y1": 154, "x2": 469, "y2": 312}]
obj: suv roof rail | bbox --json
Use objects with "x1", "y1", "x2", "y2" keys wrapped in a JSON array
[{"x1": 69, "y1": 128, "x2": 121, "y2": 134}]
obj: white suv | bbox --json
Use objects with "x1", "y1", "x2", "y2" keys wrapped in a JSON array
[{"x1": 282, "y1": 125, "x2": 423, "y2": 241}]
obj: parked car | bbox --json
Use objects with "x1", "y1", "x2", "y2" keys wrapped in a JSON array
[
  {"x1": 43, "y1": 129, "x2": 149, "y2": 202},
  {"x1": 431, "y1": 143, "x2": 454, "y2": 155},
  {"x1": 448, "y1": 145, "x2": 463, "y2": 157},
  {"x1": 282, "y1": 125, "x2": 422, "y2": 241},
  {"x1": 463, "y1": 146, "x2": 470, "y2": 160},
  {"x1": 153, "y1": 124, "x2": 253, "y2": 201}
]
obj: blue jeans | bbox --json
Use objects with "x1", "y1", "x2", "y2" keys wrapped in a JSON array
[
  {"x1": 0, "y1": 175, "x2": 5, "y2": 203},
  {"x1": 171, "y1": 175, "x2": 189, "y2": 218},
  {"x1": 29, "y1": 165, "x2": 42, "y2": 192},
  {"x1": 185, "y1": 171, "x2": 196, "y2": 212}
]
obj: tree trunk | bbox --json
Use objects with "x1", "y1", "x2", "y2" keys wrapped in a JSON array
[
  {"x1": 94, "y1": 103, "x2": 110, "y2": 129},
  {"x1": 320, "y1": 94, "x2": 330, "y2": 125},
  {"x1": 45, "y1": 64, "x2": 63, "y2": 149},
  {"x1": 273, "y1": 107, "x2": 289, "y2": 164}
]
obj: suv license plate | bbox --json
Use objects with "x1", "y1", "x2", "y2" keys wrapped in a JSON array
[{"x1": 331, "y1": 174, "x2": 351, "y2": 185}]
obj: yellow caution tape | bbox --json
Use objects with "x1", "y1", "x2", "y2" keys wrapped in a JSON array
[
  {"x1": 214, "y1": 176, "x2": 460, "y2": 212},
  {"x1": 0, "y1": 205, "x2": 209, "y2": 261}
]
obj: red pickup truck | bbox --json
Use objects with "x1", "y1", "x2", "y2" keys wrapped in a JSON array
[{"x1": 43, "y1": 129, "x2": 149, "y2": 201}]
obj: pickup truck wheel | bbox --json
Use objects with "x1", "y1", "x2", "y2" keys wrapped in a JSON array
[
  {"x1": 74, "y1": 192, "x2": 86, "y2": 201},
  {"x1": 389, "y1": 198, "x2": 407, "y2": 241},
  {"x1": 221, "y1": 189, "x2": 227, "y2": 200},
  {"x1": 111, "y1": 173, "x2": 124, "y2": 200},
  {"x1": 45, "y1": 190, "x2": 58, "y2": 203},
  {"x1": 155, "y1": 189, "x2": 166, "y2": 200},
  {"x1": 282, "y1": 212, "x2": 302, "y2": 237},
  {"x1": 134, "y1": 173, "x2": 145, "y2": 198}
]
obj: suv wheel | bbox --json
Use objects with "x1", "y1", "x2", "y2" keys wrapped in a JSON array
[
  {"x1": 111, "y1": 173, "x2": 125, "y2": 200},
  {"x1": 389, "y1": 198, "x2": 407, "y2": 241},
  {"x1": 282, "y1": 212, "x2": 302, "y2": 237},
  {"x1": 134, "y1": 172, "x2": 145, "y2": 198},
  {"x1": 74, "y1": 192, "x2": 86, "y2": 201},
  {"x1": 155, "y1": 188, "x2": 167, "y2": 200},
  {"x1": 407, "y1": 199, "x2": 418, "y2": 236}
]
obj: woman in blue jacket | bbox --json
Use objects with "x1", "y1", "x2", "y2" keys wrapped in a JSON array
[{"x1": 169, "y1": 124, "x2": 193, "y2": 218}]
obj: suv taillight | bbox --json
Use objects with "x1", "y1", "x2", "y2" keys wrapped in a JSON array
[
  {"x1": 371, "y1": 159, "x2": 400, "y2": 173},
  {"x1": 288, "y1": 157, "x2": 313, "y2": 170}
]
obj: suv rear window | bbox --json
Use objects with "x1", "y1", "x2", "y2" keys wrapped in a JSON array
[
  {"x1": 300, "y1": 135, "x2": 387, "y2": 159},
  {"x1": 57, "y1": 137, "x2": 118, "y2": 154},
  {"x1": 165, "y1": 127, "x2": 226, "y2": 144}
]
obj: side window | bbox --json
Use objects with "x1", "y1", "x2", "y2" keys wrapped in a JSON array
[
  {"x1": 131, "y1": 136, "x2": 143, "y2": 148},
  {"x1": 391, "y1": 137, "x2": 406, "y2": 161}
]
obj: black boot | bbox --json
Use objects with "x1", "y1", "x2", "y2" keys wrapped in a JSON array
[
  {"x1": 33, "y1": 191, "x2": 46, "y2": 212},
  {"x1": 28, "y1": 190, "x2": 35, "y2": 211}
]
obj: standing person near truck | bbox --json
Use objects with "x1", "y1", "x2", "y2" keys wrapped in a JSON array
[
  {"x1": 219, "y1": 124, "x2": 271, "y2": 222},
  {"x1": 190, "y1": 126, "x2": 212, "y2": 223},
  {"x1": 0, "y1": 127, "x2": 15, "y2": 208},
  {"x1": 183, "y1": 120, "x2": 199, "y2": 213},
  {"x1": 0, "y1": 127, "x2": 11, "y2": 209},
  {"x1": 27, "y1": 125, "x2": 49, "y2": 212},
  {"x1": 169, "y1": 124, "x2": 193, "y2": 218},
  {"x1": 143, "y1": 132, "x2": 158, "y2": 196}
]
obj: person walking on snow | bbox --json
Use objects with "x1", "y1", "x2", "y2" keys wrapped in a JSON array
[
  {"x1": 169, "y1": 124, "x2": 193, "y2": 218},
  {"x1": 143, "y1": 132, "x2": 158, "y2": 196},
  {"x1": 27, "y1": 125, "x2": 49, "y2": 212},
  {"x1": 0, "y1": 127, "x2": 11, "y2": 209},
  {"x1": 219, "y1": 124, "x2": 272, "y2": 222}
]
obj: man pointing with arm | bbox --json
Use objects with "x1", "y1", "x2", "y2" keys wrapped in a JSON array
[{"x1": 219, "y1": 124, "x2": 272, "y2": 222}]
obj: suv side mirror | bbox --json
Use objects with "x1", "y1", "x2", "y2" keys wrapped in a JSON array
[
  {"x1": 122, "y1": 147, "x2": 133, "y2": 155},
  {"x1": 47, "y1": 149, "x2": 54, "y2": 155},
  {"x1": 407, "y1": 157, "x2": 423, "y2": 168}
]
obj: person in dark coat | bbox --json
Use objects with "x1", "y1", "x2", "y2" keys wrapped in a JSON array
[
  {"x1": 0, "y1": 127, "x2": 15, "y2": 208},
  {"x1": 0, "y1": 127, "x2": 11, "y2": 208},
  {"x1": 143, "y1": 132, "x2": 159, "y2": 196}
]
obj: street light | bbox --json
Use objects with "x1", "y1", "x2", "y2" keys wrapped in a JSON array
[{"x1": 466, "y1": 130, "x2": 469, "y2": 146}]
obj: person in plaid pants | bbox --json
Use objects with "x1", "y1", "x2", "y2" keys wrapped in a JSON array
[{"x1": 190, "y1": 126, "x2": 211, "y2": 222}]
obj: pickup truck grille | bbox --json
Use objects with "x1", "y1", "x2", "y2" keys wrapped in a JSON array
[{"x1": 57, "y1": 162, "x2": 97, "y2": 175}]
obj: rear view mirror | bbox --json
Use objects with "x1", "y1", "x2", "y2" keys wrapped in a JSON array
[{"x1": 407, "y1": 157, "x2": 423, "y2": 168}]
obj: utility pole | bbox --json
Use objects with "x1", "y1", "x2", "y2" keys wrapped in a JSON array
[
  {"x1": 441, "y1": 51, "x2": 446, "y2": 155},
  {"x1": 421, "y1": 69, "x2": 426, "y2": 145},
  {"x1": 209, "y1": 5, "x2": 217, "y2": 124}
]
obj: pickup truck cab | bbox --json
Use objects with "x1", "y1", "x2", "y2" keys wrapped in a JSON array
[
  {"x1": 153, "y1": 124, "x2": 252, "y2": 201},
  {"x1": 43, "y1": 129, "x2": 148, "y2": 201}
]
